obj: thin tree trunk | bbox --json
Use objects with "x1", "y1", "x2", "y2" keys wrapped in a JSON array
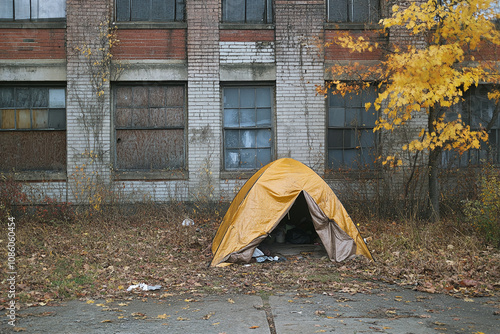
[
  {"x1": 428, "y1": 149, "x2": 441, "y2": 222},
  {"x1": 428, "y1": 105, "x2": 442, "y2": 222}
]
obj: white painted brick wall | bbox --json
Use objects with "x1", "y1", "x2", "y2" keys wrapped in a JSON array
[
  {"x1": 275, "y1": 2, "x2": 326, "y2": 173},
  {"x1": 219, "y1": 42, "x2": 275, "y2": 64}
]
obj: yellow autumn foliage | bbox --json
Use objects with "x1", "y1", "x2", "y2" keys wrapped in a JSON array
[{"x1": 321, "y1": 0, "x2": 500, "y2": 158}]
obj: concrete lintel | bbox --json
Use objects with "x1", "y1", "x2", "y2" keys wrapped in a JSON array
[
  {"x1": 0, "y1": 60, "x2": 66, "y2": 81},
  {"x1": 220, "y1": 63, "x2": 275, "y2": 81},
  {"x1": 115, "y1": 60, "x2": 188, "y2": 81}
]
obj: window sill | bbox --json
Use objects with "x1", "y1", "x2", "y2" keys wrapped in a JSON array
[
  {"x1": 220, "y1": 23, "x2": 274, "y2": 30},
  {"x1": 113, "y1": 169, "x2": 188, "y2": 181},
  {"x1": 219, "y1": 170, "x2": 258, "y2": 180},
  {"x1": 0, "y1": 21, "x2": 66, "y2": 29},
  {"x1": 113, "y1": 22, "x2": 187, "y2": 29},
  {"x1": 3, "y1": 171, "x2": 66, "y2": 182},
  {"x1": 324, "y1": 22, "x2": 382, "y2": 30}
]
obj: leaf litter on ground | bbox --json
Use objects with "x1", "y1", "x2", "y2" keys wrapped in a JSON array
[{"x1": 1, "y1": 204, "x2": 499, "y2": 310}]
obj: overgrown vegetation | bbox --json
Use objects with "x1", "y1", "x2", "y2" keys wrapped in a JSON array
[
  {"x1": 463, "y1": 164, "x2": 500, "y2": 247},
  {"x1": 0, "y1": 170, "x2": 499, "y2": 310}
]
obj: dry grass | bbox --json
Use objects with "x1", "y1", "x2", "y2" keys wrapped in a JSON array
[{"x1": 1, "y1": 202, "x2": 499, "y2": 310}]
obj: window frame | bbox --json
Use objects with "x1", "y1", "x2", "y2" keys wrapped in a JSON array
[
  {"x1": 0, "y1": 0, "x2": 66, "y2": 22},
  {"x1": 114, "y1": 0, "x2": 185, "y2": 23},
  {"x1": 222, "y1": 0, "x2": 273, "y2": 24},
  {"x1": 441, "y1": 85, "x2": 500, "y2": 167},
  {"x1": 326, "y1": 84, "x2": 379, "y2": 171},
  {"x1": 0, "y1": 84, "x2": 67, "y2": 174},
  {"x1": 327, "y1": 0, "x2": 380, "y2": 24},
  {"x1": 112, "y1": 82, "x2": 187, "y2": 177},
  {"x1": 222, "y1": 84, "x2": 275, "y2": 171}
]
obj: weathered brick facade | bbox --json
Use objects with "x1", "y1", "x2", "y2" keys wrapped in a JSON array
[{"x1": 0, "y1": 0, "x2": 497, "y2": 204}]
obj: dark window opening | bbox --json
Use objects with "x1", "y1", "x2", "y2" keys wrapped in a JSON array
[
  {"x1": 327, "y1": 85, "x2": 378, "y2": 170},
  {"x1": 222, "y1": 0, "x2": 273, "y2": 24},
  {"x1": 115, "y1": 0, "x2": 185, "y2": 22},
  {"x1": 327, "y1": 0, "x2": 380, "y2": 23}
]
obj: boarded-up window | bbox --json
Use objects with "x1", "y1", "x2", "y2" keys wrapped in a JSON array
[
  {"x1": 115, "y1": 0, "x2": 185, "y2": 22},
  {"x1": 327, "y1": 0, "x2": 379, "y2": 23},
  {"x1": 114, "y1": 84, "x2": 185, "y2": 171},
  {"x1": 327, "y1": 86, "x2": 378, "y2": 169},
  {"x1": 0, "y1": 86, "x2": 66, "y2": 172},
  {"x1": 223, "y1": 86, "x2": 273, "y2": 170},
  {"x1": 222, "y1": 0, "x2": 273, "y2": 24},
  {"x1": 0, "y1": 0, "x2": 66, "y2": 21}
]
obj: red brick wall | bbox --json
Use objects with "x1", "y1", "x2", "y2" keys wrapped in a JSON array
[
  {"x1": 0, "y1": 29, "x2": 65, "y2": 59},
  {"x1": 219, "y1": 30, "x2": 274, "y2": 42},
  {"x1": 114, "y1": 29, "x2": 187, "y2": 60},
  {"x1": 325, "y1": 30, "x2": 386, "y2": 61}
]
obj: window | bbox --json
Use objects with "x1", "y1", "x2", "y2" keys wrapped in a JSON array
[
  {"x1": 116, "y1": 0, "x2": 185, "y2": 22},
  {"x1": 0, "y1": 86, "x2": 66, "y2": 172},
  {"x1": 327, "y1": 0, "x2": 379, "y2": 23},
  {"x1": 327, "y1": 86, "x2": 378, "y2": 169},
  {"x1": 442, "y1": 85, "x2": 500, "y2": 167},
  {"x1": 114, "y1": 84, "x2": 185, "y2": 171},
  {"x1": 223, "y1": 86, "x2": 273, "y2": 170},
  {"x1": 222, "y1": 0, "x2": 273, "y2": 24},
  {"x1": 0, "y1": 0, "x2": 66, "y2": 21}
]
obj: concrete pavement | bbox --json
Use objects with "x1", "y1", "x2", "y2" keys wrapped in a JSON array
[{"x1": 2, "y1": 285, "x2": 499, "y2": 333}]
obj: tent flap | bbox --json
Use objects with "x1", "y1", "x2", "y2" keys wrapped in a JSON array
[{"x1": 303, "y1": 191, "x2": 357, "y2": 262}]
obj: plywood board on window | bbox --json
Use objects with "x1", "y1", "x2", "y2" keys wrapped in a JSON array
[
  {"x1": 0, "y1": 131, "x2": 66, "y2": 171},
  {"x1": 116, "y1": 129, "x2": 184, "y2": 170}
]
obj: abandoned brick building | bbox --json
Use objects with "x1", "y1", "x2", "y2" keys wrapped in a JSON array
[{"x1": 0, "y1": 0, "x2": 498, "y2": 203}]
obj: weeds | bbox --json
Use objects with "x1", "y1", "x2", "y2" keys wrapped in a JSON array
[{"x1": 463, "y1": 164, "x2": 500, "y2": 247}]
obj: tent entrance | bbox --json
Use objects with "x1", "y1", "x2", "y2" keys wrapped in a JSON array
[{"x1": 260, "y1": 191, "x2": 328, "y2": 258}]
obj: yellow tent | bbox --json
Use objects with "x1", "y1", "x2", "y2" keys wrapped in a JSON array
[{"x1": 211, "y1": 158, "x2": 373, "y2": 267}]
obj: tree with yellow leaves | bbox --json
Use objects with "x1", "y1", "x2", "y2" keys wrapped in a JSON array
[{"x1": 321, "y1": 0, "x2": 500, "y2": 221}]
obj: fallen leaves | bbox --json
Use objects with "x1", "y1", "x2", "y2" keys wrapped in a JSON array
[{"x1": 4, "y1": 209, "x2": 499, "y2": 312}]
